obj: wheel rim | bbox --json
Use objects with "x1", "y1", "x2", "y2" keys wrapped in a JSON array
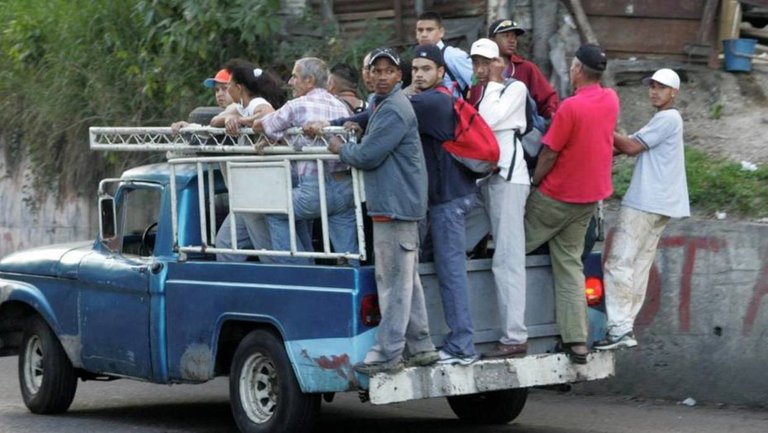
[
  {"x1": 23, "y1": 335, "x2": 44, "y2": 395},
  {"x1": 239, "y1": 353, "x2": 278, "y2": 424}
]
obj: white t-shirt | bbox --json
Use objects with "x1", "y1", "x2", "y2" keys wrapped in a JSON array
[
  {"x1": 623, "y1": 109, "x2": 690, "y2": 218},
  {"x1": 238, "y1": 97, "x2": 271, "y2": 117},
  {"x1": 477, "y1": 81, "x2": 530, "y2": 185}
]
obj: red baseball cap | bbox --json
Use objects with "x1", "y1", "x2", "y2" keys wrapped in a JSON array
[{"x1": 203, "y1": 69, "x2": 231, "y2": 88}]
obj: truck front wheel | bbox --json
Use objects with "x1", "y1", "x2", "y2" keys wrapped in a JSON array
[
  {"x1": 229, "y1": 329, "x2": 318, "y2": 433},
  {"x1": 18, "y1": 316, "x2": 78, "y2": 414},
  {"x1": 447, "y1": 388, "x2": 528, "y2": 424}
]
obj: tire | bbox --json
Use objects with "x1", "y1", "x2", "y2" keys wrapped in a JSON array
[
  {"x1": 18, "y1": 316, "x2": 78, "y2": 414},
  {"x1": 447, "y1": 388, "x2": 528, "y2": 425},
  {"x1": 229, "y1": 329, "x2": 318, "y2": 433}
]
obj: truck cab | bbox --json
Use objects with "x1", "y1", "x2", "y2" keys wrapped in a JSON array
[{"x1": 0, "y1": 126, "x2": 614, "y2": 433}]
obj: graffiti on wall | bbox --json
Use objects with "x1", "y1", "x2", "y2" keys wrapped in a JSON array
[{"x1": 603, "y1": 229, "x2": 767, "y2": 336}]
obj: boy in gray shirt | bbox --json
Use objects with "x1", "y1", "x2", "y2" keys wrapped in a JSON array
[{"x1": 595, "y1": 68, "x2": 690, "y2": 350}]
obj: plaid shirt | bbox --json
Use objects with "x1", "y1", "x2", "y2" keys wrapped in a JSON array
[{"x1": 261, "y1": 88, "x2": 352, "y2": 176}]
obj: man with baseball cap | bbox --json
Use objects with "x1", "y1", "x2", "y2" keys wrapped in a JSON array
[
  {"x1": 464, "y1": 37, "x2": 531, "y2": 358},
  {"x1": 328, "y1": 47, "x2": 439, "y2": 375},
  {"x1": 595, "y1": 68, "x2": 689, "y2": 351},
  {"x1": 523, "y1": 43, "x2": 619, "y2": 364},
  {"x1": 487, "y1": 18, "x2": 559, "y2": 119},
  {"x1": 408, "y1": 44, "x2": 481, "y2": 365}
]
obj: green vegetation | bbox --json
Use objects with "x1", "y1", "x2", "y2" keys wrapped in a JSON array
[
  {"x1": 612, "y1": 147, "x2": 768, "y2": 219},
  {"x1": 0, "y1": 0, "x2": 389, "y2": 205}
]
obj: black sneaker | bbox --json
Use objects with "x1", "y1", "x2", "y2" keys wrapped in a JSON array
[{"x1": 353, "y1": 360, "x2": 404, "y2": 376}]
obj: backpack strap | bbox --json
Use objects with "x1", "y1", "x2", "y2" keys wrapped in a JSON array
[{"x1": 500, "y1": 78, "x2": 534, "y2": 136}]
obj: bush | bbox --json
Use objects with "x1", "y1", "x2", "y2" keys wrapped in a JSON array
[
  {"x1": 0, "y1": 0, "x2": 390, "y2": 205},
  {"x1": 612, "y1": 147, "x2": 768, "y2": 218}
]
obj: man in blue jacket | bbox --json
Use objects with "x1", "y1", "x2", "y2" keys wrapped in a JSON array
[
  {"x1": 328, "y1": 47, "x2": 439, "y2": 375},
  {"x1": 409, "y1": 44, "x2": 479, "y2": 365}
]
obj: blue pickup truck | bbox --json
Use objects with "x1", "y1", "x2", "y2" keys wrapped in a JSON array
[{"x1": 0, "y1": 127, "x2": 613, "y2": 433}]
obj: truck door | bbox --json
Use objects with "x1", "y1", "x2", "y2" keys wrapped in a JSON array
[{"x1": 77, "y1": 183, "x2": 162, "y2": 379}]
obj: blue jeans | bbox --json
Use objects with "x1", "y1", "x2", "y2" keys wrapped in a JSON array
[
  {"x1": 267, "y1": 173, "x2": 357, "y2": 265},
  {"x1": 431, "y1": 194, "x2": 477, "y2": 357}
]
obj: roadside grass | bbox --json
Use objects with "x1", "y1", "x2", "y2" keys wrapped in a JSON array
[{"x1": 612, "y1": 146, "x2": 768, "y2": 219}]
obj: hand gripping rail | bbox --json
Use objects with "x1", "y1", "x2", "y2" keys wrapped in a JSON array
[{"x1": 90, "y1": 126, "x2": 366, "y2": 262}]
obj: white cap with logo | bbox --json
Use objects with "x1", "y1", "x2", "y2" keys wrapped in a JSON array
[
  {"x1": 470, "y1": 38, "x2": 500, "y2": 59},
  {"x1": 642, "y1": 68, "x2": 680, "y2": 90}
]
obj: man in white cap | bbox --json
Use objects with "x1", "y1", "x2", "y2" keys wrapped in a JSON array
[
  {"x1": 595, "y1": 68, "x2": 689, "y2": 350},
  {"x1": 465, "y1": 38, "x2": 531, "y2": 358}
]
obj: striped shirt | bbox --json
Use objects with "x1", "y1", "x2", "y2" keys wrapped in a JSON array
[{"x1": 261, "y1": 88, "x2": 352, "y2": 176}]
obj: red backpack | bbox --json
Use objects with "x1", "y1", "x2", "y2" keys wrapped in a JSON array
[{"x1": 435, "y1": 85, "x2": 500, "y2": 174}]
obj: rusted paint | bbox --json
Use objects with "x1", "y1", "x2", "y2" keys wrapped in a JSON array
[
  {"x1": 300, "y1": 349, "x2": 358, "y2": 388},
  {"x1": 180, "y1": 343, "x2": 213, "y2": 381}
]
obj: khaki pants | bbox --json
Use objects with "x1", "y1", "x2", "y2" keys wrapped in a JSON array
[
  {"x1": 524, "y1": 189, "x2": 596, "y2": 343},
  {"x1": 603, "y1": 206, "x2": 670, "y2": 338}
]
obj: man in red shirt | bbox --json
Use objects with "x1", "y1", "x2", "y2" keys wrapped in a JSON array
[
  {"x1": 524, "y1": 43, "x2": 619, "y2": 364},
  {"x1": 488, "y1": 18, "x2": 559, "y2": 119}
]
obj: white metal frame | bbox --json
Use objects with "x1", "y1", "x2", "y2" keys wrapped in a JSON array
[{"x1": 91, "y1": 126, "x2": 366, "y2": 262}]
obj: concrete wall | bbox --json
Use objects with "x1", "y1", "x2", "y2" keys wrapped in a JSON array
[
  {"x1": 0, "y1": 151, "x2": 96, "y2": 259},
  {"x1": 582, "y1": 214, "x2": 768, "y2": 407}
]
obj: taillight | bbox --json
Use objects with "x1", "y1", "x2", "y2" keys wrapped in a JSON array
[
  {"x1": 585, "y1": 276, "x2": 604, "y2": 306},
  {"x1": 360, "y1": 294, "x2": 381, "y2": 326}
]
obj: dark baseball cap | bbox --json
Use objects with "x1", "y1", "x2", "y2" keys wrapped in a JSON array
[
  {"x1": 412, "y1": 44, "x2": 445, "y2": 67},
  {"x1": 488, "y1": 18, "x2": 525, "y2": 38},
  {"x1": 368, "y1": 47, "x2": 400, "y2": 67},
  {"x1": 575, "y1": 43, "x2": 607, "y2": 71}
]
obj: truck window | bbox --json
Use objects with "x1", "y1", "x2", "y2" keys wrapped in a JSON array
[{"x1": 119, "y1": 187, "x2": 162, "y2": 257}]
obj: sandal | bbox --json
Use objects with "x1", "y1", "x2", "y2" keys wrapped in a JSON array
[{"x1": 560, "y1": 342, "x2": 589, "y2": 365}]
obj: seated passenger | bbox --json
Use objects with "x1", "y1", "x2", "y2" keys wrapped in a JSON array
[
  {"x1": 214, "y1": 60, "x2": 287, "y2": 262},
  {"x1": 253, "y1": 57, "x2": 358, "y2": 265}
]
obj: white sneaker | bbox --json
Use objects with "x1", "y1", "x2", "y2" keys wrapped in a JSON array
[
  {"x1": 436, "y1": 349, "x2": 478, "y2": 366},
  {"x1": 593, "y1": 332, "x2": 638, "y2": 350}
]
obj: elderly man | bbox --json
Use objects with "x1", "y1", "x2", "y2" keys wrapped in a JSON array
[
  {"x1": 253, "y1": 57, "x2": 357, "y2": 264},
  {"x1": 487, "y1": 18, "x2": 559, "y2": 119},
  {"x1": 524, "y1": 44, "x2": 619, "y2": 364},
  {"x1": 328, "y1": 48, "x2": 439, "y2": 374},
  {"x1": 595, "y1": 69, "x2": 689, "y2": 350},
  {"x1": 465, "y1": 38, "x2": 531, "y2": 359}
]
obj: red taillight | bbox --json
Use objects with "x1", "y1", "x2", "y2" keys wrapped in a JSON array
[
  {"x1": 585, "y1": 276, "x2": 604, "y2": 306},
  {"x1": 360, "y1": 294, "x2": 381, "y2": 326}
]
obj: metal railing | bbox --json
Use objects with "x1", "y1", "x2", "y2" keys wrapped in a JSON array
[{"x1": 90, "y1": 126, "x2": 366, "y2": 262}]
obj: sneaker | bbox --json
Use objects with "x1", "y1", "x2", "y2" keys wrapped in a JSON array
[
  {"x1": 482, "y1": 342, "x2": 528, "y2": 359},
  {"x1": 436, "y1": 349, "x2": 478, "y2": 366},
  {"x1": 593, "y1": 332, "x2": 638, "y2": 350},
  {"x1": 353, "y1": 360, "x2": 404, "y2": 376},
  {"x1": 405, "y1": 350, "x2": 440, "y2": 367}
]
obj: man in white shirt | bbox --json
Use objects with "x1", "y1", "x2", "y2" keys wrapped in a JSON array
[
  {"x1": 465, "y1": 38, "x2": 531, "y2": 358},
  {"x1": 595, "y1": 68, "x2": 690, "y2": 350},
  {"x1": 415, "y1": 11, "x2": 473, "y2": 96}
]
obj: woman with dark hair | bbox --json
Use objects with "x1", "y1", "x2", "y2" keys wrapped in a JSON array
[{"x1": 211, "y1": 59, "x2": 286, "y2": 136}]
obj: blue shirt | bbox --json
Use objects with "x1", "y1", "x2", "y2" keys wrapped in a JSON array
[{"x1": 437, "y1": 41, "x2": 473, "y2": 97}]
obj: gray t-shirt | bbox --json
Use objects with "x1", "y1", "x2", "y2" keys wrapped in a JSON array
[{"x1": 623, "y1": 108, "x2": 690, "y2": 218}]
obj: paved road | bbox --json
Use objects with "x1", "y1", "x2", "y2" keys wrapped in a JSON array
[{"x1": 0, "y1": 356, "x2": 766, "y2": 433}]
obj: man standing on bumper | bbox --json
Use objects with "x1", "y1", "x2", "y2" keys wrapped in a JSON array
[
  {"x1": 595, "y1": 69, "x2": 689, "y2": 351},
  {"x1": 524, "y1": 44, "x2": 618, "y2": 364},
  {"x1": 328, "y1": 48, "x2": 438, "y2": 375},
  {"x1": 410, "y1": 44, "x2": 479, "y2": 365}
]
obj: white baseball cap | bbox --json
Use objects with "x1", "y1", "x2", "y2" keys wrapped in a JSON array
[
  {"x1": 642, "y1": 68, "x2": 680, "y2": 90},
  {"x1": 470, "y1": 38, "x2": 499, "y2": 59}
]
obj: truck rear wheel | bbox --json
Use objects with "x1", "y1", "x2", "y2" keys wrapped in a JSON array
[
  {"x1": 18, "y1": 316, "x2": 78, "y2": 414},
  {"x1": 447, "y1": 388, "x2": 528, "y2": 424},
  {"x1": 229, "y1": 329, "x2": 318, "y2": 433}
]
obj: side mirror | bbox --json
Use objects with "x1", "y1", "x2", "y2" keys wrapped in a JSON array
[{"x1": 99, "y1": 197, "x2": 116, "y2": 240}]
